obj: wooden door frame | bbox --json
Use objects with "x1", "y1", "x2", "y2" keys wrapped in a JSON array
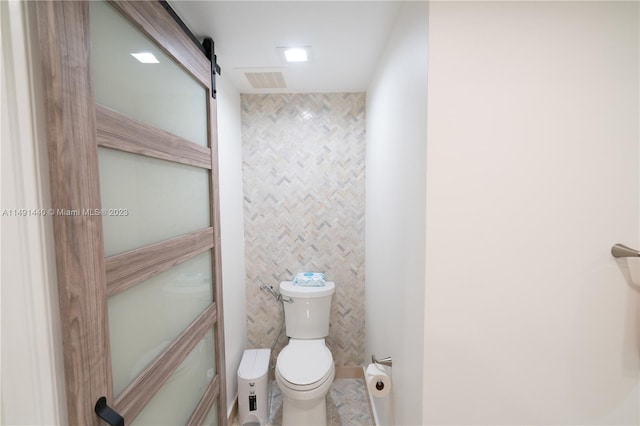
[{"x1": 35, "y1": 1, "x2": 226, "y2": 424}]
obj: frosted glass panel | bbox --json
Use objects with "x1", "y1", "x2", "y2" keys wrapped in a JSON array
[
  {"x1": 108, "y1": 252, "x2": 213, "y2": 396},
  {"x1": 90, "y1": 0, "x2": 208, "y2": 146},
  {"x1": 99, "y1": 147, "x2": 210, "y2": 256},
  {"x1": 131, "y1": 329, "x2": 216, "y2": 426},
  {"x1": 203, "y1": 402, "x2": 218, "y2": 426}
]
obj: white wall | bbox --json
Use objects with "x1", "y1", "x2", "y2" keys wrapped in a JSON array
[
  {"x1": 424, "y1": 2, "x2": 639, "y2": 425},
  {"x1": 365, "y1": 2, "x2": 428, "y2": 425},
  {"x1": 1, "y1": 1, "x2": 67, "y2": 424},
  {"x1": 216, "y1": 71, "x2": 248, "y2": 417}
]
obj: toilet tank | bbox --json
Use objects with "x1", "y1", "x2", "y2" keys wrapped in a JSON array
[{"x1": 279, "y1": 281, "x2": 335, "y2": 339}]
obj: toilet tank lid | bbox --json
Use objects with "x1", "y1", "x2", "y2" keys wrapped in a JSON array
[{"x1": 280, "y1": 281, "x2": 335, "y2": 298}]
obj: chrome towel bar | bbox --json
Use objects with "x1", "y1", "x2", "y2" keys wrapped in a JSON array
[{"x1": 611, "y1": 244, "x2": 640, "y2": 258}]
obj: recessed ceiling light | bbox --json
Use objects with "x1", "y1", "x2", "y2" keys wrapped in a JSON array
[
  {"x1": 284, "y1": 48, "x2": 308, "y2": 63},
  {"x1": 130, "y1": 52, "x2": 159, "y2": 64}
]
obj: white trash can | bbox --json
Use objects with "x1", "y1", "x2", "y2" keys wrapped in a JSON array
[{"x1": 237, "y1": 348, "x2": 270, "y2": 425}]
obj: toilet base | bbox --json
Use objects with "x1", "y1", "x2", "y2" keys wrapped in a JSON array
[{"x1": 281, "y1": 394, "x2": 327, "y2": 426}]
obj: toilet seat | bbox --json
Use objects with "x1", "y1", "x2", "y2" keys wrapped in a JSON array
[
  {"x1": 277, "y1": 364, "x2": 334, "y2": 392},
  {"x1": 276, "y1": 339, "x2": 333, "y2": 391}
]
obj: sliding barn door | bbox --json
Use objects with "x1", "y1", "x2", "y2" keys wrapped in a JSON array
[{"x1": 35, "y1": 1, "x2": 226, "y2": 424}]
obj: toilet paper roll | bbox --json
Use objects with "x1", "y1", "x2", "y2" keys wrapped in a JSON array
[{"x1": 366, "y1": 363, "x2": 391, "y2": 398}]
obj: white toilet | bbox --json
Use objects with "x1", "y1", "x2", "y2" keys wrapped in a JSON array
[{"x1": 276, "y1": 281, "x2": 336, "y2": 426}]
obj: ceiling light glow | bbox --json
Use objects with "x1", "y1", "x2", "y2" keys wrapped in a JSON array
[
  {"x1": 130, "y1": 52, "x2": 159, "y2": 64},
  {"x1": 284, "y1": 48, "x2": 308, "y2": 63}
]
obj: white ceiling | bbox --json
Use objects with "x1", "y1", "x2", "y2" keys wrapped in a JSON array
[{"x1": 169, "y1": 1, "x2": 401, "y2": 94}]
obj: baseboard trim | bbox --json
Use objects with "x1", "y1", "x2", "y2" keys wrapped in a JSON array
[
  {"x1": 335, "y1": 366, "x2": 365, "y2": 379},
  {"x1": 271, "y1": 365, "x2": 366, "y2": 380}
]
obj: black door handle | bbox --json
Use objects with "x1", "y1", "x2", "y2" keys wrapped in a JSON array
[{"x1": 95, "y1": 397, "x2": 124, "y2": 426}]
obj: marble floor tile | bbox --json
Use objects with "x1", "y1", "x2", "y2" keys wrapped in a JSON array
[{"x1": 266, "y1": 378, "x2": 374, "y2": 426}]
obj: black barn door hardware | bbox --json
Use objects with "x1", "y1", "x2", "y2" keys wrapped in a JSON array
[{"x1": 95, "y1": 397, "x2": 124, "y2": 426}]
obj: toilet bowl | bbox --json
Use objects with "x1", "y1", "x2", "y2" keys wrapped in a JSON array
[
  {"x1": 276, "y1": 339, "x2": 335, "y2": 425},
  {"x1": 275, "y1": 281, "x2": 336, "y2": 426}
]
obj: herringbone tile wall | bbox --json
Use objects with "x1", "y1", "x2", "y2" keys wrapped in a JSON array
[{"x1": 241, "y1": 93, "x2": 366, "y2": 367}]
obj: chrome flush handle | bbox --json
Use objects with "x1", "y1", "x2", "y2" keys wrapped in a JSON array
[{"x1": 371, "y1": 354, "x2": 392, "y2": 367}]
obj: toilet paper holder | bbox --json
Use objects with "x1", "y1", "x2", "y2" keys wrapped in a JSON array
[{"x1": 371, "y1": 354, "x2": 392, "y2": 367}]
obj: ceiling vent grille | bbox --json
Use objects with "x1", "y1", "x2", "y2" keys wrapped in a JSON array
[{"x1": 244, "y1": 72, "x2": 287, "y2": 89}]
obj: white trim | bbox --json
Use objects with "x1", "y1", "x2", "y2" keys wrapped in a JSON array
[
  {"x1": 363, "y1": 366, "x2": 380, "y2": 426},
  {"x1": 227, "y1": 394, "x2": 238, "y2": 424},
  {"x1": 1, "y1": 1, "x2": 67, "y2": 424}
]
